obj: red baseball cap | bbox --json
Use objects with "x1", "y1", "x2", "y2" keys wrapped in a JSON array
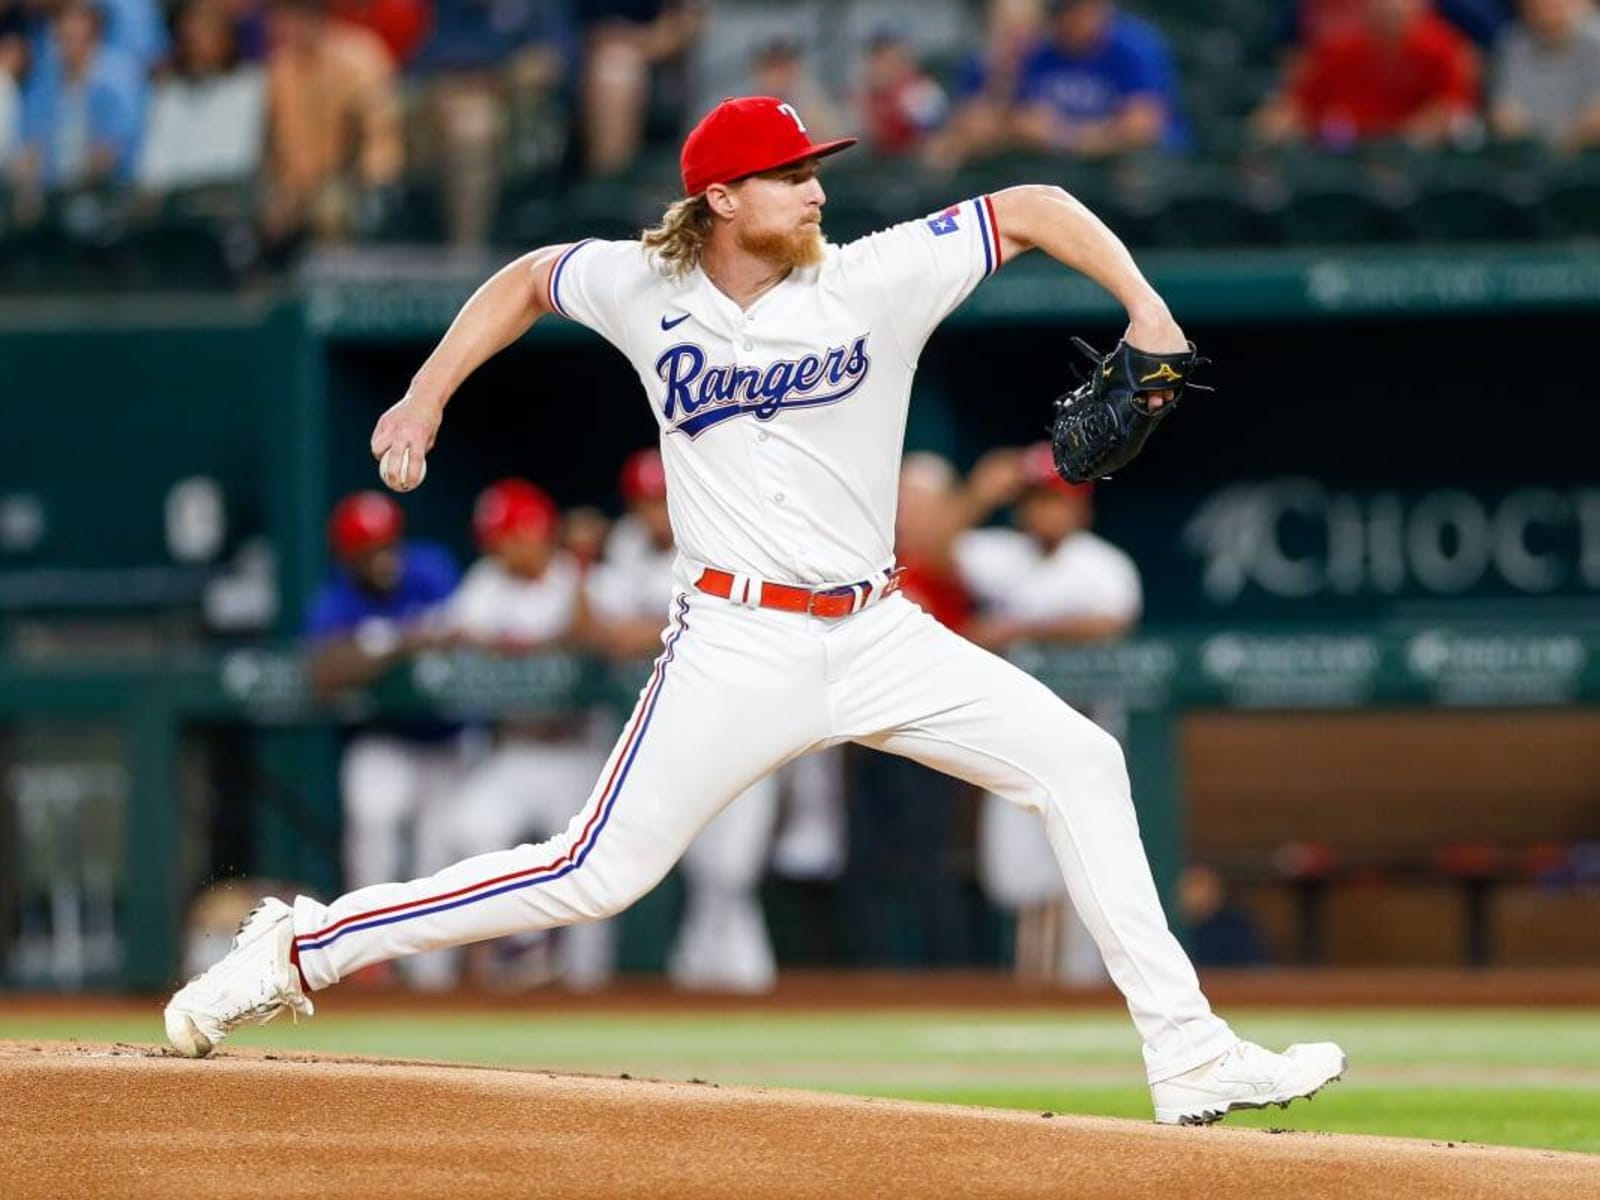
[
  {"x1": 329, "y1": 491, "x2": 403, "y2": 559},
  {"x1": 473, "y1": 478, "x2": 559, "y2": 549},
  {"x1": 681, "y1": 96, "x2": 856, "y2": 197},
  {"x1": 619, "y1": 448, "x2": 668, "y2": 503},
  {"x1": 1021, "y1": 443, "x2": 1095, "y2": 499}
]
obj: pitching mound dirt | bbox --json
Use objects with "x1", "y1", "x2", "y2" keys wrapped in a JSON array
[{"x1": 1, "y1": 1041, "x2": 1592, "y2": 1199}]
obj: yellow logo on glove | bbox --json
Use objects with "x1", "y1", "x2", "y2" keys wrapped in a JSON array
[{"x1": 1139, "y1": 363, "x2": 1185, "y2": 384}]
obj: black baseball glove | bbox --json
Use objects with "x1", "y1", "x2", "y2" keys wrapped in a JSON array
[{"x1": 1050, "y1": 337, "x2": 1210, "y2": 484}]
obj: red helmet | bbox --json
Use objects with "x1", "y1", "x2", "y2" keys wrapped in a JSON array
[
  {"x1": 1020, "y1": 442, "x2": 1094, "y2": 499},
  {"x1": 619, "y1": 448, "x2": 668, "y2": 503},
  {"x1": 328, "y1": 491, "x2": 403, "y2": 559},
  {"x1": 473, "y1": 478, "x2": 558, "y2": 548}
]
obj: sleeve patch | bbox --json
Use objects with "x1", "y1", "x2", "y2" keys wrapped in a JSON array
[{"x1": 925, "y1": 206, "x2": 962, "y2": 236}]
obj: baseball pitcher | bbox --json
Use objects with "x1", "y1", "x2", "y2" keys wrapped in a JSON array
[{"x1": 168, "y1": 95, "x2": 1344, "y2": 1125}]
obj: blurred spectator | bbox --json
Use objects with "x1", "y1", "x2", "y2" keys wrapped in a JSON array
[
  {"x1": 858, "y1": 28, "x2": 948, "y2": 155},
  {"x1": 578, "y1": 0, "x2": 700, "y2": 177},
  {"x1": 1179, "y1": 863, "x2": 1269, "y2": 968},
  {"x1": 13, "y1": 0, "x2": 143, "y2": 206},
  {"x1": 0, "y1": 14, "x2": 21, "y2": 170},
  {"x1": 1490, "y1": 0, "x2": 1600, "y2": 152},
  {"x1": 327, "y1": 0, "x2": 431, "y2": 66},
  {"x1": 304, "y1": 491, "x2": 469, "y2": 988},
  {"x1": 1009, "y1": 0, "x2": 1187, "y2": 157},
  {"x1": 409, "y1": 0, "x2": 571, "y2": 248},
  {"x1": 262, "y1": 0, "x2": 402, "y2": 246},
  {"x1": 923, "y1": 0, "x2": 1042, "y2": 170},
  {"x1": 747, "y1": 35, "x2": 846, "y2": 142},
  {"x1": 1255, "y1": 0, "x2": 1480, "y2": 148},
  {"x1": 136, "y1": 0, "x2": 265, "y2": 194},
  {"x1": 439, "y1": 478, "x2": 616, "y2": 991}
]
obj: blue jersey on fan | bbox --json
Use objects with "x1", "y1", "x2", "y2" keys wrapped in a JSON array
[{"x1": 1015, "y1": 12, "x2": 1189, "y2": 150}]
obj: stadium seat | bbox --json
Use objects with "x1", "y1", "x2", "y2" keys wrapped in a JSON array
[
  {"x1": 814, "y1": 161, "x2": 905, "y2": 243},
  {"x1": 1265, "y1": 184, "x2": 1406, "y2": 245},
  {"x1": 1255, "y1": 150, "x2": 1412, "y2": 245},
  {"x1": 0, "y1": 222, "x2": 111, "y2": 294},
  {"x1": 119, "y1": 221, "x2": 237, "y2": 290},
  {"x1": 368, "y1": 180, "x2": 448, "y2": 245},
  {"x1": 1541, "y1": 180, "x2": 1600, "y2": 240},
  {"x1": 1539, "y1": 155, "x2": 1600, "y2": 239},
  {"x1": 1405, "y1": 181, "x2": 1540, "y2": 243},
  {"x1": 494, "y1": 173, "x2": 564, "y2": 247},
  {"x1": 1400, "y1": 151, "x2": 1543, "y2": 243},
  {"x1": 1120, "y1": 155, "x2": 1266, "y2": 248}
]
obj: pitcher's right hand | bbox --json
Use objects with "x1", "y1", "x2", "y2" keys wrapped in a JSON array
[{"x1": 371, "y1": 394, "x2": 441, "y2": 492}]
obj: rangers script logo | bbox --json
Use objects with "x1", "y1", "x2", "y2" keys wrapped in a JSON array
[{"x1": 654, "y1": 336, "x2": 872, "y2": 438}]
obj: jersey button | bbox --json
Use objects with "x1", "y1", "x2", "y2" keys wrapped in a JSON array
[
  {"x1": 757, "y1": 431, "x2": 769, "y2": 442},
  {"x1": 773, "y1": 492, "x2": 785, "y2": 504},
  {"x1": 742, "y1": 340, "x2": 754, "y2": 351}
]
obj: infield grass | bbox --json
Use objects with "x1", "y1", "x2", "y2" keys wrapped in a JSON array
[{"x1": 5, "y1": 1007, "x2": 1596, "y2": 1153}]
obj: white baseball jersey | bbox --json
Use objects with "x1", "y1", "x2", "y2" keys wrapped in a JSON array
[
  {"x1": 955, "y1": 528, "x2": 1142, "y2": 625},
  {"x1": 444, "y1": 552, "x2": 584, "y2": 643},
  {"x1": 548, "y1": 197, "x2": 1003, "y2": 586}
]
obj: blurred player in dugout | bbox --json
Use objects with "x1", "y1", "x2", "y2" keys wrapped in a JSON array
[
  {"x1": 434, "y1": 477, "x2": 617, "y2": 991},
  {"x1": 901, "y1": 444, "x2": 1142, "y2": 985},
  {"x1": 304, "y1": 491, "x2": 471, "y2": 986},
  {"x1": 587, "y1": 449, "x2": 848, "y2": 992}
]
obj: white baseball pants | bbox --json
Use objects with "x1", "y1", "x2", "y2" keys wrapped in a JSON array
[{"x1": 293, "y1": 590, "x2": 1235, "y2": 1082}]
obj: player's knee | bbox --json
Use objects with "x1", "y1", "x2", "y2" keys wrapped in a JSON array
[
  {"x1": 1046, "y1": 714, "x2": 1130, "y2": 801},
  {"x1": 565, "y1": 869, "x2": 658, "y2": 922},
  {"x1": 1083, "y1": 722, "x2": 1130, "y2": 787},
  {"x1": 573, "y1": 885, "x2": 641, "y2": 923}
]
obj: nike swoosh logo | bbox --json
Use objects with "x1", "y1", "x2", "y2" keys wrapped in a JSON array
[{"x1": 660, "y1": 313, "x2": 691, "y2": 331}]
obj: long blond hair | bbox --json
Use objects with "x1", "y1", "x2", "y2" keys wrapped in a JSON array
[{"x1": 642, "y1": 194, "x2": 714, "y2": 278}]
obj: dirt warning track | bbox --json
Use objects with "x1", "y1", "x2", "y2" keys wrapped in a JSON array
[{"x1": 1, "y1": 1041, "x2": 1592, "y2": 1199}]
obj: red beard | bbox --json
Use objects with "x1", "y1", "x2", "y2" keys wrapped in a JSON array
[{"x1": 737, "y1": 220, "x2": 826, "y2": 269}]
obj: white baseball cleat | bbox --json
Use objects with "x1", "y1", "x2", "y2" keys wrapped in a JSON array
[
  {"x1": 1151, "y1": 1039, "x2": 1346, "y2": 1126},
  {"x1": 163, "y1": 898, "x2": 313, "y2": 1058}
]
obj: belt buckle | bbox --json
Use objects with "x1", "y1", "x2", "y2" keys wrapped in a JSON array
[
  {"x1": 809, "y1": 581, "x2": 868, "y2": 617},
  {"x1": 806, "y1": 586, "x2": 842, "y2": 617}
]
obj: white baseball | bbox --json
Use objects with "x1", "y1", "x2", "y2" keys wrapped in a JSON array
[{"x1": 379, "y1": 444, "x2": 426, "y2": 492}]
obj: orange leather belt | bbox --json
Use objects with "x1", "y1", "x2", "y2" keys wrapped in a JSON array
[{"x1": 694, "y1": 567, "x2": 901, "y2": 619}]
